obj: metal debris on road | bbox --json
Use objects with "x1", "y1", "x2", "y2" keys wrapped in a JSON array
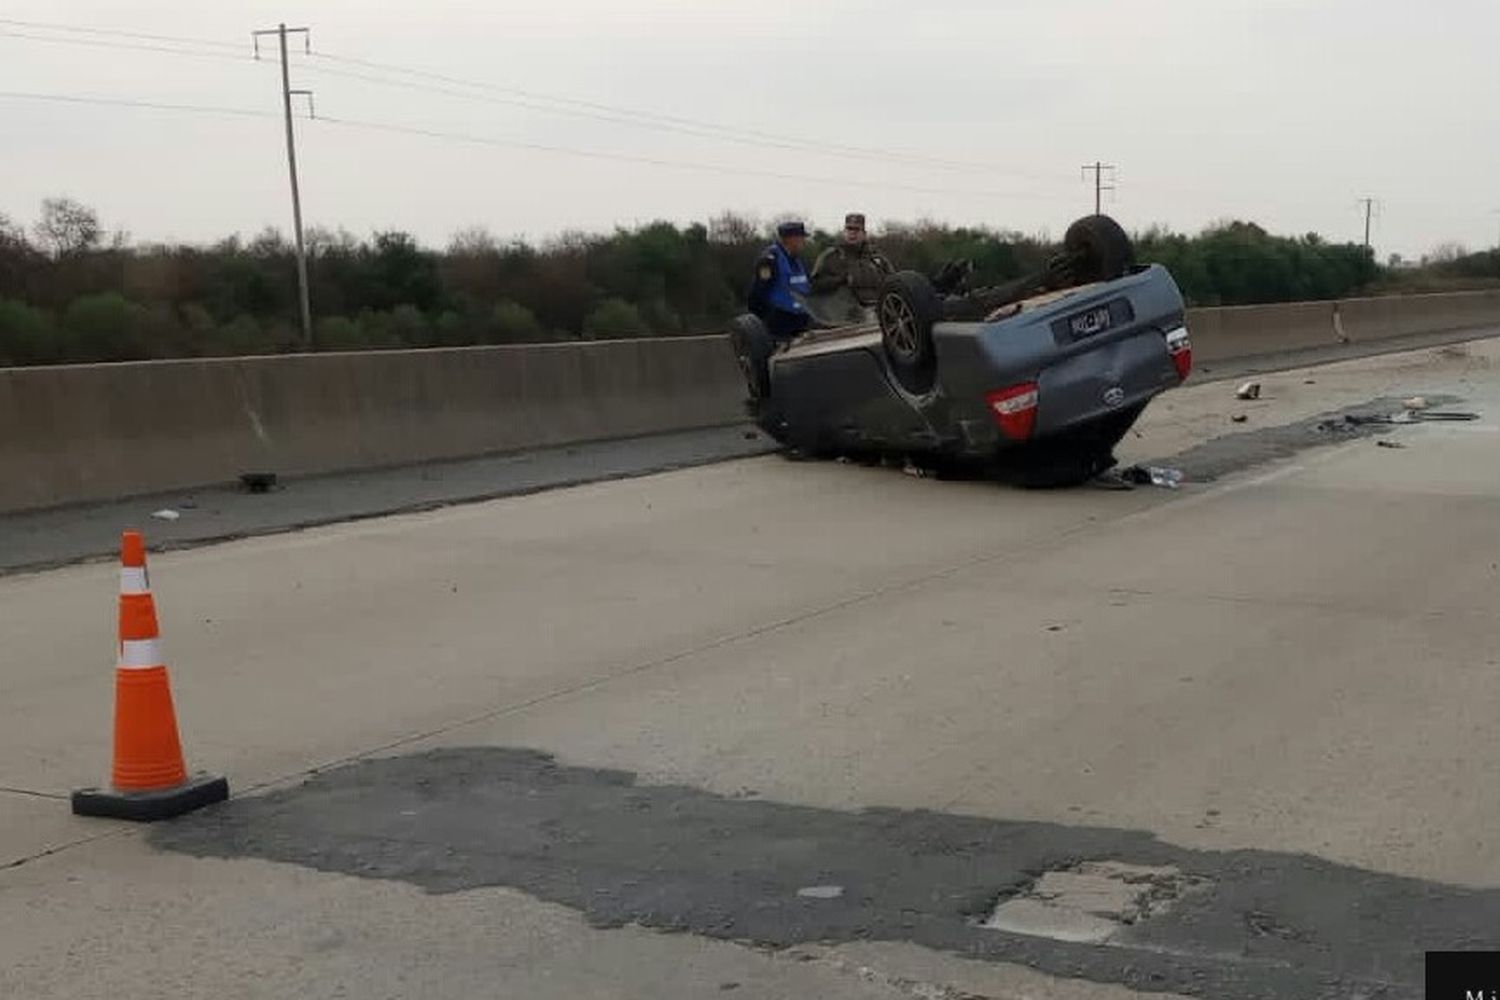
[
  {"x1": 1236, "y1": 381, "x2": 1262, "y2": 400},
  {"x1": 1413, "y1": 410, "x2": 1480, "y2": 422},
  {"x1": 239, "y1": 472, "x2": 278, "y2": 493},
  {"x1": 150, "y1": 509, "x2": 181, "y2": 521},
  {"x1": 1089, "y1": 469, "x2": 1135, "y2": 491}
]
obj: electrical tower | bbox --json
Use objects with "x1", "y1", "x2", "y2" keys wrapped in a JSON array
[
  {"x1": 253, "y1": 23, "x2": 314, "y2": 348},
  {"x1": 1081, "y1": 161, "x2": 1116, "y2": 215}
]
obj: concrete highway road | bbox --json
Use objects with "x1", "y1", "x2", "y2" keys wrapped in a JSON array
[{"x1": 3, "y1": 340, "x2": 1499, "y2": 999}]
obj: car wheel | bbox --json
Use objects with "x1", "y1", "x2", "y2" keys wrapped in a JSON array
[
  {"x1": 1062, "y1": 214, "x2": 1135, "y2": 284},
  {"x1": 727, "y1": 313, "x2": 774, "y2": 400},
  {"x1": 877, "y1": 271, "x2": 942, "y2": 394}
]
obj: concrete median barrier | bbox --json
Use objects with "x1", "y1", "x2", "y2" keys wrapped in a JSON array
[
  {"x1": 6, "y1": 288, "x2": 1500, "y2": 514},
  {"x1": 1338, "y1": 290, "x2": 1500, "y2": 343},
  {"x1": 0, "y1": 336, "x2": 745, "y2": 513},
  {"x1": 1184, "y1": 300, "x2": 1339, "y2": 364}
]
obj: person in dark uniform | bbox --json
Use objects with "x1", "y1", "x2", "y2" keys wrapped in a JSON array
[
  {"x1": 747, "y1": 220, "x2": 813, "y2": 342},
  {"x1": 810, "y1": 212, "x2": 893, "y2": 306}
]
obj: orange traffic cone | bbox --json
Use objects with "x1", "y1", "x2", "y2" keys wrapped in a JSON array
[{"x1": 71, "y1": 531, "x2": 228, "y2": 821}]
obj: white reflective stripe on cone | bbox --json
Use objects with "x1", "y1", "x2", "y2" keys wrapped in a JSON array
[
  {"x1": 119, "y1": 567, "x2": 150, "y2": 594},
  {"x1": 119, "y1": 638, "x2": 163, "y2": 669}
]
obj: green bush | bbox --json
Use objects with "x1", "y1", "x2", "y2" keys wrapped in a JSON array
[
  {"x1": 0, "y1": 299, "x2": 60, "y2": 365},
  {"x1": 488, "y1": 300, "x2": 543, "y2": 343},
  {"x1": 314, "y1": 315, "x2": 363, "y2": 351},
  {"x1": 61, "y1": 293, "x2": 150, "y2": 362},
  {"x1": 582, "y1": 297, "x2": 650, "y2": 339},
  {"x1": 204, "y1": 314, "x2": 266, "y2": 356},
  {"x1": 388, "y1": 304, "x2": 430, "y2": 347}
]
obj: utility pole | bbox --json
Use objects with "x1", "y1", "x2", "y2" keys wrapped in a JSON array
[
  {"x1": 1080, "y1": 161, "x2": 1116, "y2": 216},
  {"x1": 1357, "y1": 197, "x2": 1377, "y2": 250},
  {"x1": 253, "y1": 24, "x2": 314, "y2": 348}
]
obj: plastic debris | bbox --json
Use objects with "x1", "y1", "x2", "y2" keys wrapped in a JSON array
[
  {"x1": 1121, "y1": 465, "x2": 1184, "y2": 489},
  {"x1": 902, "y1": 459, "x2": 933, "y2": 478},
  {"x1": 1235, "y1": 381, "x2": 1261, "y2": 400},
  {"x1": 150, "y1": 509, "x2": 181, "y2": 521},
  {"x1": 796, "y1": 885, "x2": 844, "y2": 900},
  {"x1": 1402, "y1": 396, "x2": 1429, "y2": 411}
]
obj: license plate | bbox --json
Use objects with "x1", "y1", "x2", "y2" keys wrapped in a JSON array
[{"x1": 1069, "y1": 306, "x2": 1112, "y2": 338}]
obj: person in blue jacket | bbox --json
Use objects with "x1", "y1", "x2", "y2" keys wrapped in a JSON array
[{"x1": 747, "y1": 220, "x2": 813, "y2": 342}]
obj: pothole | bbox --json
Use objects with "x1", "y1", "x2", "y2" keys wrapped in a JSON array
[{"x1": 979, "y1": 860, "x2": 1209, "y2": 945}]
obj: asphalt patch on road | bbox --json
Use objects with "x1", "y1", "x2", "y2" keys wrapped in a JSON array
[
  {"x1": 1149, "y1": 395, "x2": 1460, "y2": 483},
  {"x1": 153, "y1": 747, "x2": 1500, "y2": 1000}
]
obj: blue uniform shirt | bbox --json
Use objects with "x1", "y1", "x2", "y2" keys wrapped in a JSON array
[{"x1": 747, "y1": 242, "x2": 812, "y2": 340}]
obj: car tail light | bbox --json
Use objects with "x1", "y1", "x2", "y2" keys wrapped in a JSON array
[
  {"x1": 1165, "y1": 325, "x2": 1192, "y2": 381},
  {"x1": 985, "y1": 382, "x2": 1039, "y2": 440}
]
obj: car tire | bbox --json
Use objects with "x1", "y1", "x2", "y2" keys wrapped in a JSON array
[
  {"x1": 877, "y1": 271, "x2": 942, "y2": 394},
  {"x1": 1062, "y1": 214, "x2": 1135, "y2": 284},
  {"x1": 727, "y1": 313, "x2": 774, "y2": 400}
]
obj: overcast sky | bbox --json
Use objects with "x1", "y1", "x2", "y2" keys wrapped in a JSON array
[{"x1": 2, "y1": 0, "x2": 1496, "y2": 258}]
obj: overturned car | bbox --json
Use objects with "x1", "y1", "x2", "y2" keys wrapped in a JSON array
[{"x1": 728, "y1": 215, "x2": 1192, "y2": 486}]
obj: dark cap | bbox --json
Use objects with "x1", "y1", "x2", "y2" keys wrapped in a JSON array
[
  {"x1": 844, "y1": 212, "x2": 866, "y2": 229},
  {"x1": 776, "y1": 220, "x2": 808, "y2": 238}
]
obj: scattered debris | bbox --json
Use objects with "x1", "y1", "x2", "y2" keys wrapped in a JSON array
[
  {"x1": 1304, "y1": 379, "x2": 1317, "y2": 385},
  {"x1": 1402, "y1": 396, "x2": 1429, "y2": 411},
  {"x1": 1235, "y1": 381, "x2": 1261, "y2": 400},
  {"x1": 1046, "y1": 624, "x2": 1065, "y2": 632},
  {"x1": 980, "y1": 861, "x2": 1210, "y2": 945},
  {"x1": 796, "y1": 885, "x2": 844, "y2": 900},
  {"x1": 239, "y1": 472, "x2": 278, "y2": 494},
  {"x1": 178, "y1": 499, "x2": 199, "y2": 510},
  {"x1": 742, "y1": 430, "x2": 759, "y2": 440},
  {"x1": 1376, "y1": 440, "x2": 1406, "y2": 449},
  {"x1": 1089, "y1": 469, "x2": 1134, "y2": 491},
  {"x1": 1121, "y1": 465, "x2": 1184, "y2": 489},
  {"x1": 1231, "y1": 414, "x2": 1248, "y2": 423},
  {"x1": 150, "y1": 508, "x2": 181, "y2": 521},
  {"x1": 902, "y1": 459, "x2": 933, "y2": 478},
  {"x1": 1413, "y1": 410, "x2": 1480, "y2": 422},
  {"x1": 1344, "y1": 413, "x2": 1395, "y2": 426}
]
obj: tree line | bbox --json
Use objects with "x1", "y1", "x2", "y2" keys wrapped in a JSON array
[{"x1": 0, "y1": 196, "x2": 1445, "y2": 367}]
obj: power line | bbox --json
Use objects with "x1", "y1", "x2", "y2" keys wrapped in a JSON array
[
  {"x1": 296, "y1": 59, "x2": 1068, "y2": 182},
  {"x1": 0, "y1": 27, "x2": 257, "y2": 63},
  {"x1": 0, "y1": 16, "x2": 243, "y2": 50},
  {"x1": 0, "y1": 17, "x2": 1074, "y2": 186},
  {"x1": 0, "y1": 89, "x2": 1077, "y2": 205},
  {"x1": 0, "y1": 90, "x2": 279, "y2": 119},
  {"x1": 312, "y1": 113, "x2": 1077, "y2": 203},
  {"x1": 300, "y1": 49, "x2": 1068, "y2": 182}
]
